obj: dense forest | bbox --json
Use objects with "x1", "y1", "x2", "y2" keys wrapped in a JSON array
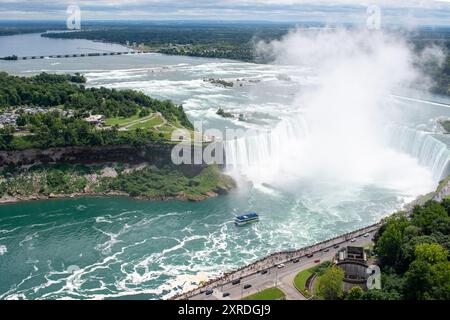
[
  {"x1": 428, "y1": 51, "x2": 450, "y2": 96},
  {"x1": 41, "y1": 23, "x2": 293, "y2": 62},
  {"x1": 357, "y1": 200, "x2": 450, "y2": 300},
  {"x1": 0, "y1": 21, "x2": 64, "y2": 36},
  {"x1": 413, "y1": 30, "x2": 450, "y2": 95},
  {"x1": 0, "y1": 72, "x2": 192, "y2": 150}
]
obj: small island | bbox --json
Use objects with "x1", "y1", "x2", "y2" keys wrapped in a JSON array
[
  {"x1": 216, "y1": 108, "x2": 234, "y2": 118},
  {"x1": 440, "y1": 119, "x2": 450, "y2": 133},
  {"x1": 204, "y1": 78, "x2": 234, "y2": 88}
]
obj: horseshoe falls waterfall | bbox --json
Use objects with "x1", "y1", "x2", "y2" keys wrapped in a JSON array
[
  {"x1": 224, "y1": 116, "x2": 450, "y2": 188},
  {"x1": 387, "y1": 126, "x2": 450, "y2": 181},
  {"x1": 224, "y1": 113, "x2": 310, "y2": 183}
]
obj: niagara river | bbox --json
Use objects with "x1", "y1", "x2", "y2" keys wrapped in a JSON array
[{"x1": 1, "y1": 32, "x2": 450, "y2": 300}]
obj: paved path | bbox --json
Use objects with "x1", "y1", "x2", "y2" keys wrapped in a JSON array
[{"x1": 278, "y1": 272, "x2": 305, "y2": 300}]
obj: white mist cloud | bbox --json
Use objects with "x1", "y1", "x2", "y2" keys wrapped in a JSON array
[
  {"x1": 246, "y1": 28, "x2": 436, "y2": 194},
  {"x1": 418, "y1": 44, "x2": 447, "y2": 67}
]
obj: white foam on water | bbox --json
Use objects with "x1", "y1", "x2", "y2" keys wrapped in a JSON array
[
  {"x1": 95, "y1": 216, "x2": 113, "y2": 224},
  {"x1": 19, "y1": 232, "x2": 38, "y2": 247}
]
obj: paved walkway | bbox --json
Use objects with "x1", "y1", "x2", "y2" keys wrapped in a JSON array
[{"x1": 278, "y1": 271, "x2": 306, "y2": 300}]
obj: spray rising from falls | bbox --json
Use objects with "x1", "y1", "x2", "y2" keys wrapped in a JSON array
[{"x1": 224, "y1": 28, "x2": 448, "y2": 195}]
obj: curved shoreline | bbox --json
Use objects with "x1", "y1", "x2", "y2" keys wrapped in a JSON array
[{"x1": 0, "y1": 189, "x2": 225, "y2": 205}]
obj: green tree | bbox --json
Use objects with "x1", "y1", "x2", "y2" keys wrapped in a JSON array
[
  {"x1": 375, "y1": 214, "x2": 409, "y2": 268},
  {"x1": 361, "y1": 289, "x2": 401, "y2": 300},
  {"x1": 414, "y1": 243, "x2": 448, "y2": 264},
  {"x1": 316, "y1": 266, "x2": 344, "y2": 300},
  {"x1": 346, "y1": 286, "x2": 363, "y2": 300},
  {"x1": 405, "y1": 260, "x2": 433, "y2": 300},
  {"x1": 412, "y1": 201, "x2": 448, "y2": 233},
  {"x1": 429, "y1": 261, "x2": 450, "y2": 300},
  {"x1": 401, "y1": 235, "x2": 436, "y2": 265},
  {"x1": 139, "y1": 108, "x2": 150, "y2": 118}
]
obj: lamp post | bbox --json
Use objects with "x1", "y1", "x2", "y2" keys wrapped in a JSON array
[{"x1": 274, "y1": 267, "x2": 278, "y2": 287}]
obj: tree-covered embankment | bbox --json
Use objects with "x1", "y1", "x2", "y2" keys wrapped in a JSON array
[
  {"x1": 0, "y1": 163, "x2": 235, "y2": 203},
  {"x1": 0, "y1": 72, "x2": 235, "y2": 202},
  {"x1": 352, "y1": 199, "x2": 450, "y2": 300},
  {"x1": 0, "y1": 72, "x2": 192, "y2": 150}
]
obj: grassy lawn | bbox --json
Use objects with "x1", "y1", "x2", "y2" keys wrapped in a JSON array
[
  {"x1": 242, "y1": 287, "x2": 286, "y2": 300},
  {"x1": 128, "y1": 115, "x2": 164, "y2": 130},
  {"x1": 293, "y1": 261, "x2": 332, "y2": 298},
  {"x1": 293, "y1": 266, "x2": 317, "y2": 298},
  {"x1": 105, "y1": 115, "x2": 205, "y2": 142},
  {"x1": 104, "y1": 114, "x2": 140, "y2": 127},
  {"x1": 159, "y1": 125, "x2": 198, "y2": 141}
]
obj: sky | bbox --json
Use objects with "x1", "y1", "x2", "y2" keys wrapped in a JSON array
[{"x1": 0, "y1": 0, "x2": 449, "y2": 26}]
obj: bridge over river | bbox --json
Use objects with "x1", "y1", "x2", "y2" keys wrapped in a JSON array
[{"x1": 0, "y1": 50, "x2": 146, "y2": 61}]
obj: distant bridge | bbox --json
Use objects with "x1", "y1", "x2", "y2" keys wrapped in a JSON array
[{"x1": 0, "y1": 51, "x2": 147, "y2": 61}]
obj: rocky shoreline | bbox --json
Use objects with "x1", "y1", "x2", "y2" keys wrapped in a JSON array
[{"x1": 0, "y1": 189, "x2": 225, "y2": 205}]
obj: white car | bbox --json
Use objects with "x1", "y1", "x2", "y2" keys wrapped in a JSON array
[
  {"x1": 350, "y1": 238, "x2": 357, "y2": 242},
  {"x1": 363, "y1": 233, "x2": 370, "y2": 237},
  {"x1": 277, "y1": 264, "x2": 285, "y2": 269}
]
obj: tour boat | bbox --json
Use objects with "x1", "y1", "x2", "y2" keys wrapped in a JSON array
[{"x1": 234, "y1": 212, "x2": 259, "y2": 226}]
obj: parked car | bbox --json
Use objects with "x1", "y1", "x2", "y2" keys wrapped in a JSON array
[
  {"x1": 243, "y1": 284, "x2": 252, "y2": 289},
  {"x1": 306, "y1": 254, "x2": 314, "y2": 258},
  {"x1": 350, "y1": 238, "x2": 357, "y2": 242},
  {"x1": 292, "y1": 258, "x2": 300, "y2": 263},
  {"x1": 222, "y1": 292, "x2": 230, "y2": 298},
  {"x1": 324, "y1": 248, "x2": 330, "y2": 252},
  {"x1": 205, "y1": 289, "x2": 214, "y2": 295},
  {"x1": 231, "y1": 279, "x2": 241, "y2": 285},
  {"x1": 314, "y1": 259, "x2": 321, "y2": 263},
  {"x1": 333, "y1": 245, "x2": 340, "y2": 249},
  {"x1": 260, "y1": 270, "x2": 268, "y2": 275},
  {"x1": 277, "y1": 264, "x2": 285, "y2": 269},
  {"x1": 364, "y1": 233, "x2": 370, "y2": 237}
]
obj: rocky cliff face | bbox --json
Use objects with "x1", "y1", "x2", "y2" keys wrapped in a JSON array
[
  {"x1": 0, "y1": 143, "x2": 216, "y2": 176},
  {"x1": 0, "y1": 144, "x2": 171, "y2": 165}
]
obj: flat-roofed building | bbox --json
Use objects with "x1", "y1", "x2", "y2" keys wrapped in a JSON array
[{"x1": 336, "y1": 246, "x2": 369, "y2": 292}]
